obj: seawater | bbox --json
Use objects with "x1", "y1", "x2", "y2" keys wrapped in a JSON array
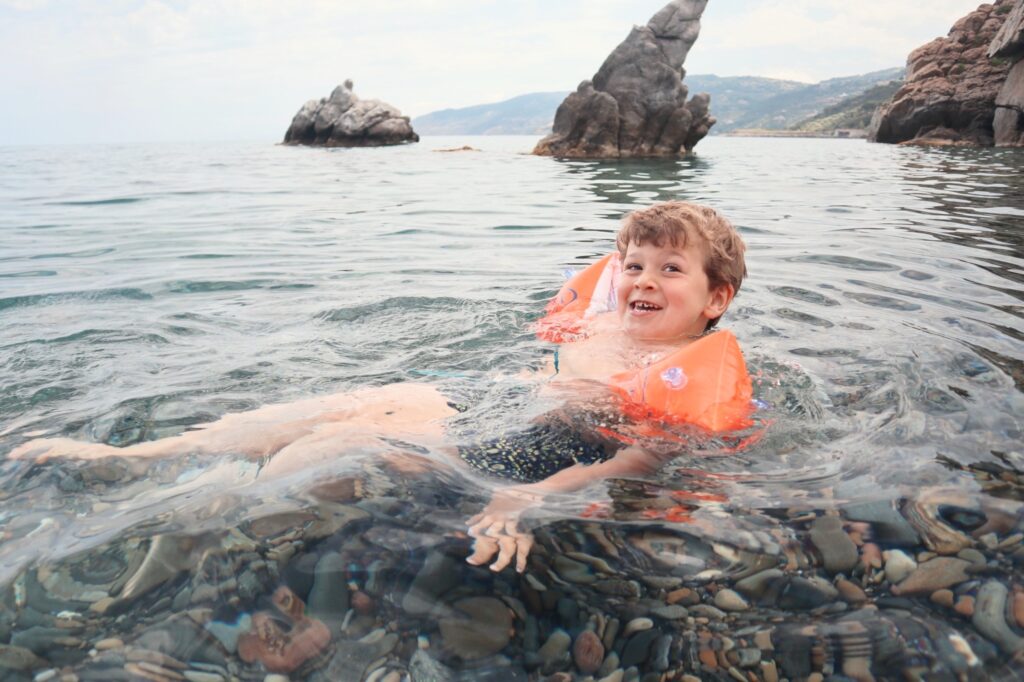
[{"x1": 0, "y1": 136, "x2": 1022, "y2": 680}]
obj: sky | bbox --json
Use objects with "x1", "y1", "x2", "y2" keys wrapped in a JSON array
[{"x1": 0, "y1": 0, "x2": 989, "y2": 145}]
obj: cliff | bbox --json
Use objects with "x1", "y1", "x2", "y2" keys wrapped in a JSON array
[
  {"x1": 868, "y1": 0, "x2": 1015, "y2": 146},
  {"x1": 988, "y1": 0, "x2": 1024, "y2": 145}
]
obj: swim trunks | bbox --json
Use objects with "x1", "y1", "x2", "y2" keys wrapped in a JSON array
[{"x1": 457, "y1": 420, "x2": 617, "y2": 483}]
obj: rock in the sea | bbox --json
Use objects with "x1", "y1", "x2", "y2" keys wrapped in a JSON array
[
  {"x1": 869, "y1": 0, "x2": 1016, "y2": 146},
  {"x1": 283, "y1": 80, "x2": 418, "y2": 147},
  {"x1": 438, "y1": 597, "x2": 513, "y2": 660},
  {"x1": 989, "y1": 0, "x2": 1024, "y2": 146},
  {"x1": 533, "y1": 0, "x2": 714, "y2": 158}
]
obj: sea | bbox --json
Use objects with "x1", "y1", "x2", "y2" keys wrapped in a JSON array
[{"x1": 0, "y1": 136, "x2": 1022, "y2": 680}]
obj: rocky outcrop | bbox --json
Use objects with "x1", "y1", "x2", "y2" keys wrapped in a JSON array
[
  {"x1": 989, "y1": 0, "x2": 1024, "y2": 145},
  {"x1": 533, "y1": 0, "x2": 714, "y2": 158},
  {"x1": 868, "y1": 0, "x2": 1015, "y2": 146},
  {"x1": 283, "y1": 80, "x2": 418, "y2": 147}
]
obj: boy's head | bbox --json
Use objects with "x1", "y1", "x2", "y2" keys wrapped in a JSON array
[{"x1": 616, "y1": 201, "x2": 746, "y2": 331}]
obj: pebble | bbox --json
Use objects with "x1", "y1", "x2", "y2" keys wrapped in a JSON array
[
  {"x1": 182, "y1": 672, "x2": 224, "y2": 682},
  {"x1": 593, "y1": 579, "x2": 641, "y2": 598},
  {"x1": 958, "y1": 548, "x2": 987, "y2": 565},
  {"x1": 620, "y1": 630, "x2": 660, "y2": 668},
  {"x1": 1014, "y1": 591, "x2": 1024, "y2": 629},
  {"x1": 408, "y1": 649, "x2": 455, "y2": 682},
  {"x1": 622, "y1": 618, "x2": 653, "y2": 637},
  {"x1": 735, "y1": 569, "x2": 783, "y2": 599},
  {"x1": 973, "y1": 581, "x2": 1024, "y2": 653},
  {"x1": 860, "y1": 543, "x2": 882, "y2": 570},
  {"x1": 597, "y1": 670, "x2": 624, "y2": 682},
  {"x1": 554, "y1": 555, "x2": 596, "y2": 584},
  {"x1": 572, "y1": 631, "x2": 604, "y2": 674},
  {"x1": 930, "y1": 589, "x2": 955, "y2": 608},
  {"x1": 835, "y1": 579, "x2": 867, "y2": 605},
  {"x1": 438, "y1": 597, "x2": 512, "y2": 660},
  {"x1": 714, "y1": 589, "x2": 749, "y2": 612},
  {"x1": 891, "y1": 557, "x2": 971, "y2": 596},
  {"x1": 597, "y1": 651, "x2": 620, "y2": 679},
  {"x1": 94, "y1": 638, "x2": 123, "y2": 651},
  {"x1": 33, "y1": 672, "x2": 57, "y2": 682},
  {"x1": 883, "y1": 549, "x2": 917, "y2": 584},
  {"x1": 666, "y1": 587, "x2": 699, "y2": 605},
  {"x1": 264, "y1": 675, "x2": 289, "y2": 682},
  {"x1": 307, "y1": 551, "x2": 350, "y2": 622},
  {"x1": 650, "y1": 605, "x2": 688, "y2": 620},
  {"x1": 809, "y1": 516, "x2": 858, "y2": 574},
  {"x1": 403, "y1": 551, "x2": 460, "y2": 615},
  {"x1": 954, "y1": 596, "x2": 975, "y2": 617},
  {"x1": 651, "y1": 634, "x2": 672, "y2": 672},
  {"x1": 690, "y1": 604, "x2": 727, "y2": 620},
  {"x1": 538, "y1": 629, "x2": 571, "y2": 673}
]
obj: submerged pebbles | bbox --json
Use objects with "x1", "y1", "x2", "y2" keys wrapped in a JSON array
[{"x1": 2, "y1": 459, "x2": 1024, "y2": 681}]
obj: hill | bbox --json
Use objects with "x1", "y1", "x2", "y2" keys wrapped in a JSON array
[
  {"x1": 792, "y1": 80, "x2": 905, "y2": 133},
  {"x1": 725, "y1": 68, "x2": 905, "y2": 131},
  {"x1": 412, "y1": 68, "x2": 905, "y2": 135},
  {"x1": 412, "y1": 92, "x2": 567, "y2": 135}
]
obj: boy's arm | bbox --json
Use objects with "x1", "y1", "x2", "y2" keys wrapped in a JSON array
[{"x1": 466, "y1": 445, "x2": 664, "y2": 572}]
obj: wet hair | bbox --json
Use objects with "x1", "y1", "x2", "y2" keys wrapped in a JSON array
[{"x1": 616, "y1": 201, "x2": 747, "y2": 329}]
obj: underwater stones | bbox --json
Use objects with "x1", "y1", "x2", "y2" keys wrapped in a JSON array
[
  {"x1": 902, "y1": 498, "x2": 973, "y2": 555},
  {"x1": 0, "y1": 643, "x2": 47, "y2": 673},
  {"x1": 809, "y1": 516, "x2": 858, "y2": 575},
  {"x1": 537, "y1": 629, "x2": 571, "y2": 673},
  {"x1": 572, "y1": 630, "x2": 604, "y2": 674},
  {"x1": 593, "y1": 579, "x2": 641, "y2": 598},
  {"x1": 883, "y1": 549, "x2": 917, "y2": 584},
  {"x1": 843, "y1": 500, "x2": 920, "y2": 546},
  {"x1": 621, "y1": 618, "x2": 654, "y2": 638},
  {"x1": 438, "y1": 597, "x2": 513, "y2": 660},
  {"x1": 735, "y1": 569, "x2": 784, "y2": 601},
  {"x1": 621, "y1": 629, "x2": 661, "y2": 668},
  {"x1": 283, "y1": 80, "x2": 418, "y2": 147},
  {"x1": 553, "y1": 555, "x2": 596, "y2": 584},
  {"x1": 973, "y1": 581, "x2": 1024, "y2": 653},
  {"x1": 403, "y1": 551, "x2": 460, "y2": 616},
  {"x1": 408, "y1": 649, "x2": 454, "y2": 682},
  {"x1": 324, "y1": 631, "x2": 399, "y2": 681},
  {"x1": 306, "y1": 552, "x2": 349, "y2": 627},
  {"x1": 891, "y1": 557, "x2": 971, "y2": 596},
  {"x1": 714, "y1": 589, "x2": 749, "y2": 612},
  {"x1": 650, "y1": 605, "x2": 688, "y2": 620},
  {"x1": 776, "y1": 577, "x2": 837, "y2": 611}
]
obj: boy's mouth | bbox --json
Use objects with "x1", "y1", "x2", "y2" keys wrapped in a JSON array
[{"x1": 629, "y1": 300, "x2": 662, "y2": 313}]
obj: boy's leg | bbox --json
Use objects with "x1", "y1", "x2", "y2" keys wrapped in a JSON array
[{"x1": 7, "y1": 383, "x2": 455, "y2": 463}]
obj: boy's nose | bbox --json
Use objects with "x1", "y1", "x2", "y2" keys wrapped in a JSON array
[{"x1": 635, "y1": 272, "x2": 656, "y2": 289}]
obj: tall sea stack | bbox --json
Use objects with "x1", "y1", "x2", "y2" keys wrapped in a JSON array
[{"x1": 533, "y1": 0, "x2": 714, "y2": 159}]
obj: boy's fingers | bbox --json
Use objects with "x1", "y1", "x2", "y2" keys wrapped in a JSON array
[
  {"x1": 490, "y1": 535, "x2": 518, "y2": 572},
  {"x1": 466, "y1": 536, "x2": 499, "y2": 566},
  {"x1": 516, "y1": 534, "x2": 534, "y2": 573}
]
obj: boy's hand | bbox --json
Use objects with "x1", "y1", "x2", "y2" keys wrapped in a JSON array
[{"x1": 465, "y1": 487, "x2": 540, "y2": 573}]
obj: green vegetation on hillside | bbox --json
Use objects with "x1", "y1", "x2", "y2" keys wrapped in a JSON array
[{"x1": 791, "y1": 80, "x2": 904, "y2": 132}]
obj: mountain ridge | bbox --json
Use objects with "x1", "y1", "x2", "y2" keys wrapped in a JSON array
[{"x1": 413, "y1": 68, "x2": 905, "y2": 136}]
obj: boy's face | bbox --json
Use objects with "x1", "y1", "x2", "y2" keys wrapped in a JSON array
[{"x1": 616, "y1": 240, "x2": 733, "y2": 342}]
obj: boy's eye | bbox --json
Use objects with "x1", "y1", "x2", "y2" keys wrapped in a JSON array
[
  {"x1": 663, "y1": 264, "x2": 681, "y2": 273},
  {"x1": 624, "y1": 263, "x2": 642, "y2": 271}
]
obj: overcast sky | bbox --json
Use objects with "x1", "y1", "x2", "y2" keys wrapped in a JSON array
[{"x1": 0, "y1": 0, "x2": 986, "y2": 145}]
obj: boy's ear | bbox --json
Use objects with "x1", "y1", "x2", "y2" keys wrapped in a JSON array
[{"x1": 703, "y1": 284, "x2": 735, "y2": 320}]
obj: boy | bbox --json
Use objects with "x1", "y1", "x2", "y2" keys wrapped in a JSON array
[{"x1": 10, "y1": 201, "x2": 748, "y2": 573}]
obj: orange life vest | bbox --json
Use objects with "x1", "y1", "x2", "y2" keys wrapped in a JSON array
[{"x1": 537, "y1": 254, "x2": 753, "y2": 432}]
